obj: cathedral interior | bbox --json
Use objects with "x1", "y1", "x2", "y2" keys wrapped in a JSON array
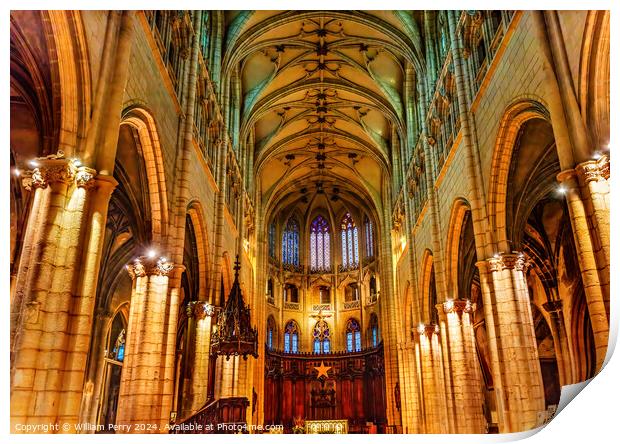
[{"x1": 9, "y1": 10, "x2": 610, "y2": 434}]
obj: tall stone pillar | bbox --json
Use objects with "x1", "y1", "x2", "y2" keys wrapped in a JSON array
[
  {"x1": 437, "y1": 300, "x2": 486, "y2": 433},
  {"x1": 416, "y1": 324, "x2": 449, "y2": 433},
  {"x1": 397, "y1": 341, "x2": 423, "y2": 433},
  {"x1": 533, "y1": 11, "x2": 609, "y2": 373},
  {"x1": 10, "y1": 156, "x2": 100, "y2": 432},
  {"x1": 116, "y1": 256, "x2": 179, "y2": 432},
  {"x1": 187, "y1": 301, "x2": 214, "y2": 413},
  {"x1": 477, "y1": 253, "x2": 545, "y2": 433},
  {"x1": 557, "y1": 157, "x2": 609, "y2": 372},
  {"x1": 542, "y1": 300, "x2": 573, "y2": 386}
]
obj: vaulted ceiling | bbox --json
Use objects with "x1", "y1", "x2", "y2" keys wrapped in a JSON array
[{"x1": 221, "y1": 11, "x2": 424, "y2": 221}]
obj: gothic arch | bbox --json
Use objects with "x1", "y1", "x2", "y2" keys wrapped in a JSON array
[
  {"x1": 420, "y1": 250, "x2": 437, "y2": 324},
  {"x1": 579, "y1": 10, "x2": 610, "y2": 150},
  {"x1": 45, "y1": 11, "x2": 92, "y2": 153},
  {"x1": 487, "y1": 98, "x2": 551, "y2": 253},
  {"x1": 445, "y1": 198, "x2": 472, "y2": 297},
  {"x1": 187, "y1": 201, "x2": 211, "y2": 301},
  {"x1": 121, "y1": 106, "x2": 170, "y2": 243}
]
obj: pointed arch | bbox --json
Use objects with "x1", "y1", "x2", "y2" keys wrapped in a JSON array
[
  {"x1": 445, "y1": 198, "x2": 473, "y2": 297},
  {"x1": 266, "y1": 315, "x2": 277, "y2": 350},
  {"x1": 283, "y1": 319, "x2": 300, "y2": 353},
  {"x1": 420, "y1": 249, "x2": 437, "y2": 324},
  {"x1": 187, "y1": 201, "x2": 210, "y2": 301},
  {"x1": 487, "y1": 99, "x2": 551, "y2": 253},
  {"x1": 368, "y1": 312, "x2": 380, "y2": 347},
  {"x1": 121, "y1": 106, "x2": 170, "y2": 243},
  {"x1": 45, "y1": 10, "x2": 92, "y2": 154},
  {"x1": 579, "y1": 10, "x2": 609, "y2": 149},
  {"x1": 309, "y1": 214, "x2": 331, "y2": 272},
  {"x1": 345, "y1": 318, "x2": 362, "y2": 352},
  {"x1": 281, "y1": 215, "x2": 300, "y2": 266},
  {"x1": 340, "y1": 211, "x2": 360, "y2": 269}
]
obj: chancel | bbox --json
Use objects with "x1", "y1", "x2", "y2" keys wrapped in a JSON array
[{"x1": 9, "y1": 9, "x2": 609, "y2": 434}]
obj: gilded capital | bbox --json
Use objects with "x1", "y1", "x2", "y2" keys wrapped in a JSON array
[
  {"x1": 440, "y1": 299, "x2": 475, "y2": 314},
  {"x1": 187, "y1": 301, "x2": 215, "y2": 320},
  {"x1": 76, "y1": 167, "x2": 98, "y2": 189},
  {"x1": 575, "y1": 155, "x2": 610, "y2": 184},
  {"x1": 487, "y1": 252, "x2": 528, "y2": 272},
  {"x1": 22, "y1": 158, "x2": 76, "y2": 190},
  {"x1": 416, "y1": 323, "x2": 440, "y2": 338},
  {"x1": 126, "y1": 256, "x2": 175, "y2": 279}
]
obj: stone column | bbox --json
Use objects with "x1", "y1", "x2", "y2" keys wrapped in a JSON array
[
  {"x1": 187, "y1": 301, "x2": 214, "y2": 413},
  {"x1": 10, "y1": 157, "x2": 99, "y2": 432},
  {"x1": 556, "y1": 157, "x2": 609, "y2": 373},
  {"x1": 533, "y1": 11, "x2": 609, "y2": 372},
  {"x1": 397, "y1": 341, "x2": 423, "y2": 433},
  {"x1": 542, "y1": 300, "x2": 573, "y2": 386},
  {"x1": 416, "y1": 324, "x2": 449, "y2": 433},
  {"x1": 79, "y1": 308, "x2": 113, "y2": 427},
  {"x1": 437, "y1": 300, "x2": 486, "y2": 433},
  {"x1": 116, "y1": 256, "x2": 178, "y2": 432},
  {"x1": 477, "y1": 253, "x2": 545, "y2": 433}
]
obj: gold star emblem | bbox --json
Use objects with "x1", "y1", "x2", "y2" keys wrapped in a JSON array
[{"x1": 314, "y1": 361, "x2": 331, "y2": 379}]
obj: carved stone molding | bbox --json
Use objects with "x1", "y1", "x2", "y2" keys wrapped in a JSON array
[
  {"x1": 22, "y1": 159, "x2": 76, "y2": 190},
  {"x1": 575, "y1": 155, "x2": 610, "y2": 184},
  {"x1": 439, "y1": 299, "x2": 475, "y2": 314},
  {"x1": 487, "y1": 252, "x2": 528, "y2": 272},
  {"x1": 416, "y1": 323, "x2": 440, "y2": 338},
  {"x1": 557, "y1": 154, "x2": 610, "y2": 186},
  {"x1": 21, "y1": 153, "x2": 100, "y2": 191},
  {"x1": 126, "y1": 256, "x2": 175, "y2": 279},
  {"x1": 76, "y1": 167, "x2": 98, "y2": 189},
  {"x1": 187, "y1": 301, "x2": 215, "y2": 320}
]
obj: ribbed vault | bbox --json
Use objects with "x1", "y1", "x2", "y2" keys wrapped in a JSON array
[{"x1": 221, "y1": 10, "x2": 424, "y2": 221}]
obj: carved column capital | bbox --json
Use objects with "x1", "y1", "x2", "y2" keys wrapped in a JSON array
[
  {"x1": 76, "y1": 167, "x2": 98, "y2": 189},
  {"x1": 22, "y1": 157, "x2": 77, "y2": 191},
  {"x1": 439, "y1": 299, "x2": 475, "y2": 314},
  {"x1": 487, "y1": 252, "x2": 528, "y2": 272},
  {"x1": 575, "y1": 155, "x2": 610, "y2": 184},
  {"x1": 416, "y1": 322, "x2": 440, "y2": 338},
  {"x1": 126, "y1": 256, "x2": 175, "y2": 279},
  {"x1": 187, "y1": 301, "x2": 216, "y2": 320}
]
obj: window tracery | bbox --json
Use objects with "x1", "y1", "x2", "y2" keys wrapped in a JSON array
[
  {"x1": 312, "y1": 319, "x2": 331, "y2": 354},
  {"x1": 340, "y1": 212, "x2": 359, "y2": 269},
  {"x1": 346, "y1": 318, "x2": 362, "y2": 352},
  {"x1": 284, "y1": 320, "x2": 299, "y2": 353},
  {"x1": 310, "y1": 215, "x2": 331, "y2": 272}
]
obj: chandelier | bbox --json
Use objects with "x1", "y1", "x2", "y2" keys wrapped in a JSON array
[{"x1": 210, "y1": 255, "x2": 258, "y2": 360}]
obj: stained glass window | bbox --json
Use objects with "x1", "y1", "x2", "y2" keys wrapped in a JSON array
[
  {"x1": 284, "y1": 320, "x2": 299, "y2": 353},
  {"x1": 346, "y1": 319, "x2": 362, "y2": 352},
  {"x1": 113, "y1": 329, "x2": 126, "y2": 362},
  {"x1": 268, "y1": 223, "x2": 276, "y2": 258},
  {"x1": 267, "y1": 316, "x2": 276, "y2": 350},
  {"x1": 312, "y1": 319, "x2": 331, "y2": 354},
  {"x1": 310, "y1": 215, "x2": 330, "y2": 272},
  {"x1": 281, "y1": 217, "x2": 299, "y2": 265},
  {"x1": 364, "y1": 216, "x2": 374, "y2": 258},
  {"x1": 340, "y1": 213, "x2": 359, "y2": 268},
  {"x1": 369, "y1": 314, "x2": 379, "y2": 348}
]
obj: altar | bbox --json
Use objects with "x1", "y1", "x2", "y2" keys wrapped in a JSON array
[{"x1": 305, "y1": 419, "x2": 348, "y2": 434}]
